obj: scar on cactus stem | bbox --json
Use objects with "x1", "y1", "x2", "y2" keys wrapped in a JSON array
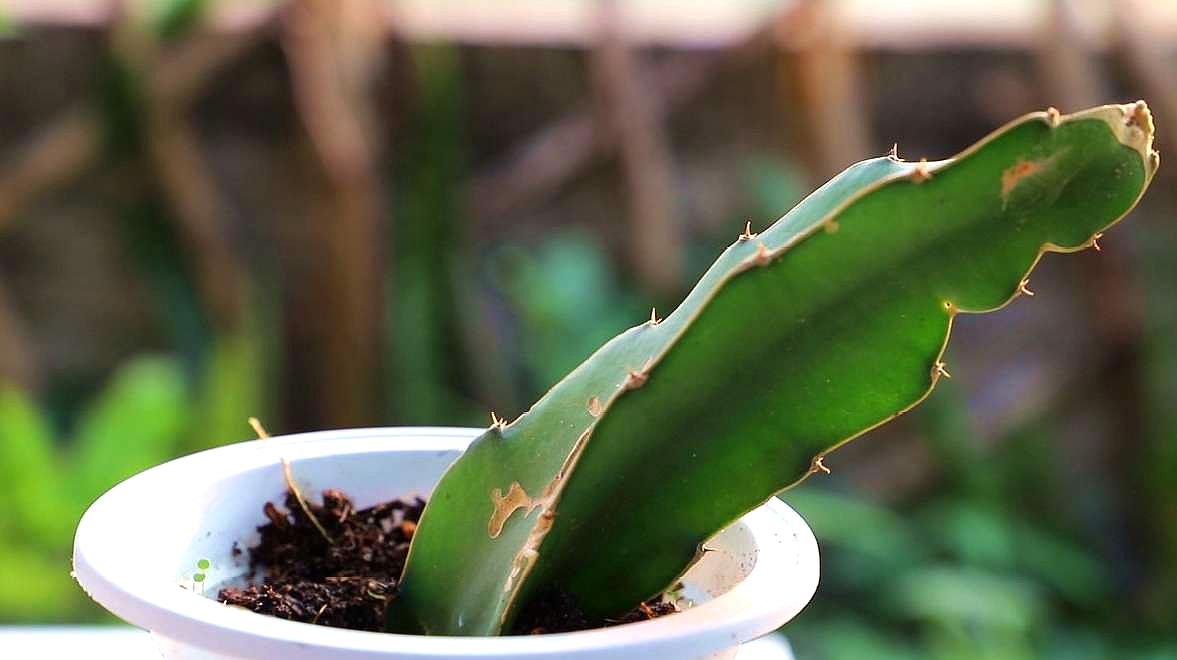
[
  {"x1": 488, "y1": 482, "x2": 540, "y2": 539},
  {"x1": 388, "y1": 102, "x2": 1159, "y2": 636},
  {"x1": 753, "y1": 242, "x2": 771, "y2": 266},
  {"x1": 911, "y1": 157, "x2": 932, "y2": 182}
]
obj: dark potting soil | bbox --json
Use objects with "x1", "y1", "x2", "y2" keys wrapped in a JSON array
[{"x1": 217, "y1": 489, "x2": 677, "y2": 634}]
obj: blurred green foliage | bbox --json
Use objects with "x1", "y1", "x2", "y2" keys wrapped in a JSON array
[
  {"x1": 494, "y1": 229, "x2": 647, "y2": 391},
  {"x1": 0, "y1": 23, "x2": 1172, "y2": 657},
  {"x1": 389, "y1": 46, "x2": 474, "y2": 424},
  {"x1": 0, "y1": 343, "x2": 257, "y2": 621},
  {"x1": 781, "y1": 386, "x2": 1176, "y2": 659}
]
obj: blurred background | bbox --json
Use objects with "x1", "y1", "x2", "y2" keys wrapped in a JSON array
[{"x1": 0, "y1": 0, "x2": 1174, "y2": 656}]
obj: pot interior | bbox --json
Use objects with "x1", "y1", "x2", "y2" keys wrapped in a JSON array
[{"x1": 166, "y1": 437, "x2": 758, "y2": 612}]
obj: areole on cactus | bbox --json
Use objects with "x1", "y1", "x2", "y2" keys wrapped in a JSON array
[{"x1": 387, "y1": 102, "x2": 1160, "y2": 636}]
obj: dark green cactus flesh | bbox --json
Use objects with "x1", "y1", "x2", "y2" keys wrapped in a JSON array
[{"x1": 388, "y1": 103, "x2": 1159, "y2": 636}]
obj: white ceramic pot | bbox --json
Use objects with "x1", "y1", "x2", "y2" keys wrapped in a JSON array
[{"x1": 73, "y1": 427, "x2": 819, "y2": 659}]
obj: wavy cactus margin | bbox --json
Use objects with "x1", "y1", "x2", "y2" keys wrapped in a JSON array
[{"x1": 388, "y1": 102, "x2": 1159, "y2": 636}]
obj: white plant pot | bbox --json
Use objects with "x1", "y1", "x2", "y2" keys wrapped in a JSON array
[{"x1": 73, "y1": 427, "x2": 819, "y2": 659}]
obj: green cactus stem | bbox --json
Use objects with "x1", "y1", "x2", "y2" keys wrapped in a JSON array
[{"x1": 388, "y1": 102, "x2": 1159, "y2": 636}]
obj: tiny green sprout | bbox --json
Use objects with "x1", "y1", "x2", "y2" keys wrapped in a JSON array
[{"x1": 192, "y1": 558, "x2": 211, "y2": 591}]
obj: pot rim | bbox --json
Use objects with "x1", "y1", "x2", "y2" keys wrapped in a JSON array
[{"x1": 73, "y1": 427, "x2": 819, "y2": 658}]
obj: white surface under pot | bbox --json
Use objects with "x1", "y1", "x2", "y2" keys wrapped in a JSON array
[{"x1": 73, "y1": 427, "x2": 819, "y2": 659}]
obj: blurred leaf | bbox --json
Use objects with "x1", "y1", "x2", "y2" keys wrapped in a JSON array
[
  {"x1": 389, "y1": 45, "x2": 468, "y2": 423},
  {"x1": 0, "y1": 8, "x2": 14, "y2": 37},
  {"x1": 69, "y1": 357, "x2": 190, "y2": 510},
  {"x1": 0, "y1": 387, "x2": 72, "y2": 545},
  {"x1": 497, "y1": 230, "x2": 645, "y2": 390},
  {"x1": 1011, "y1": 520, "x2": 1109, "y2": 609},
  {"x1": 97, "y1": 52, "x2": 147, "y2": 163},
  {"x1": 783, "y1": 488, "x2": 924, "y2": 574},
  {"x1": 153, "y1": 0, "x2": 208, "y2": 40},
  {"x1": 0, "y1": 544, "x2": 93, "y2": 622},
  {"x1": 923, "y1": 627, "x2": 1037, "y2": 660},
  {"x1": 912, "y1": 383, "x2": 1000, "y2": 500},
  {"x1": 791, "y1": 615, "x2": 921, "y2": 660},
  {"x1": 884, "y1": 566, "x2": 1047, "y2": 635},
  {"x1": 920, "y1": 500, "x2": 1109, "y2": 609},
  {"x1": 743, "y1": 155, "x2": 806, "y2": 220},
  {"x1": 1139, "y1": 220, "x2": 1177, "y2": 625},
  {"x1": 1044, "y1": 626, "x2": 1114, "y2": 660},
  {"x1": 919, "y1": 501, "x2": 1016, "y2": 568},
  {"x1": 188, "y1": 332, "x2": 266, "y2": 452},
  {"x1": 116, "y1": 197, "x2": 211, "y2": 372}
]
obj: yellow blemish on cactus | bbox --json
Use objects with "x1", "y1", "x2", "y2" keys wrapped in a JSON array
[
  {"x1": 488, "y1": 482, "x2": 541, "y2": 539},
  {"x1": 587, "y1": 396, "x2": 603, "y2": 417},
  {"x1": 498, "y1": 428, "x2": 592, "y2": 606},
  {"x1": 1001, "y1": 158, "x2": 1049, "y2": 201}
]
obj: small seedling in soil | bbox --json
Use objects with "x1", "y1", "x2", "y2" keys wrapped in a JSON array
[{"x1": 190, "y1": 558, "x2": 211, "y2": 593}]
